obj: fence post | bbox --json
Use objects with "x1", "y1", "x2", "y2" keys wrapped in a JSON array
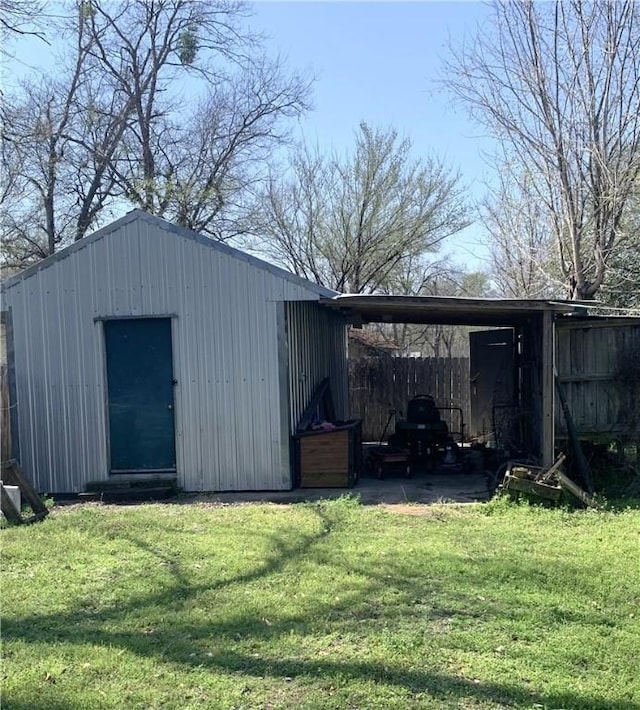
[{"x1": 1, "y1": 365, "x2": 11, "y2": 462}]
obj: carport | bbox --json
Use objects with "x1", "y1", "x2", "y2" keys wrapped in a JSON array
[{"x1": 320, "y1": 295, "x2": 588, "y2": 467}]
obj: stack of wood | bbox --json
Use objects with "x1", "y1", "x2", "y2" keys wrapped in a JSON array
[
  {"x1": 1, "y1": 459, "x2": 50, "y2": 524},
  {"x1": 500, "y1": 453, "x2": 596, "y2": 507}
]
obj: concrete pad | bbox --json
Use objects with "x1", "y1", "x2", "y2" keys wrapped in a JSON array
[{"x1": 192, "y1": 470, "x2": 491, "y2": 507}]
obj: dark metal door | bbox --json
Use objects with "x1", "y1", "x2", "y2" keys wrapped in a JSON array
[
  {"x1": 105, "y1": 318, "x2": 176, "y2": 473},
  {"x1": 469, "y1": 329, "x2": 515, "y2": 445}
]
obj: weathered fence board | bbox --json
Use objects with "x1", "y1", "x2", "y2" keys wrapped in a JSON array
[
  {"x1": 349, "y1": 357, "x2": 470, "y2": 442},
  {"x1": 555, "y1": 320, "x2": 640, "y2": 441}
]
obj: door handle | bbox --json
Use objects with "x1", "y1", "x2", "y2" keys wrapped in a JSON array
[{"x1": 167, "y1": 404, "x2": 174, "y2": 410}]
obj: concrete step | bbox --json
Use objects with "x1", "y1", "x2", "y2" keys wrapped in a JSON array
[{"x1": 79, "y1": 482, "x2": 177, "y2": 503}]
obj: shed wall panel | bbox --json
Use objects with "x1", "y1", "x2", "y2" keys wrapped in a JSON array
[
  {"x1": 286, "y1": 301, "x2": 349, "y2": 431},
  {"x1": 2, "y1": 217, "x2": 328, "y2": 492}
]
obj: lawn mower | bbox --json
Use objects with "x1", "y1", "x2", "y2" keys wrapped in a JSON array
[
  {"x1": 366, "y1": 394, "x2": 464, "y2": 478},
  {"x1": 389, "y1": 394, "x2": 462, "y2": 469}
]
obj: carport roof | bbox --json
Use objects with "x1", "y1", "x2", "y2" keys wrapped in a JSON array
[{"x1": 319, "y1": 294, "x2": 590, "y2": 326}]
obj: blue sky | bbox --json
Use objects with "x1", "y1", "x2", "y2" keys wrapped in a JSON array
[
  {"x1": 3, "y1": 1, "x2": 496, "y2": 270},
  {"x1": 248, "y1": 1, "x2": 496, "y2": 269}
]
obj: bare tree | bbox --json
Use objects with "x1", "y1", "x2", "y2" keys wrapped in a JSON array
[
  {"x1": 83, "y1": 0, "x2": 310, "y2": 236},
  {"x1": 1, "y1": 0, "x2": 311, "y2": 266},
  {"x1": 601, "y1": 186, "x2": 640, "y2": 308},
  {"x1": 481, "y1": 158, "x2": 565, "y2": 299},
  {"x1": 446, "y1": 0, "x2": 640, "y2": 300},
  {"x1": 112, "y1": 56, "x2": 310, "y2": 238},
  {"x1": 1, "y1": 6, "x2": 120, "y2": 263},
  {"x1": 254, "y1": 123, "x2": 470, "y2": 293}
]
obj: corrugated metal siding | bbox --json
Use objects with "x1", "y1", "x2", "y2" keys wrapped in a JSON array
[
  {"x1": 556, "y1": 320, "x2": 640, "y2": 438},
  {"x1": 0, "y1": 317, "x2": 6, "y2": 366},
  {"x1": 286, "y1": 301, "x2": 349, "y2": 431},
  {"x1": 2, "y1": 217, "x2": 328, "y2": 492}
]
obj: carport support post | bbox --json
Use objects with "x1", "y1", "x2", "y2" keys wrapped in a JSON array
[{"x1": 541, "y1": 310, "x2": 555, "y2": 467}]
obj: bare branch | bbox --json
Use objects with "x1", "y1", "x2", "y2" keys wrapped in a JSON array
[
  {"x1": 1, "y1": 0, "x2": 312, "y2": 266},
  {"x1": 446, "y1": 0, "x2": 640, "y2": 300},
  {"x1": 251, "y1": 123, "x2": 470, "y2": 294}
]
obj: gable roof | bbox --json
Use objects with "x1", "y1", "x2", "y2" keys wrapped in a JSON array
[{"x1": 1, "y1": 209, "x2": 337, "y2": 298}]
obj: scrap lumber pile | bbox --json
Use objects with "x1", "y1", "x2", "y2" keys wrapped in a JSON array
[
  {"x1": 499, "y1": 453, "x2": 597, "y2": 507},
  {"x1": 1, "y1": 459, "x2": 49, "y2": 524}
]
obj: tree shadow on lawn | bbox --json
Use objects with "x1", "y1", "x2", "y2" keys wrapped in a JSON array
[
  {"x1": 2, "y1": 697, "x2": 78, "y2": 710},
  {"x1": 4, "y1": 506, "x2": 638, "y2": 710},
  {"x1": 4, "y1": 630, "x2": 637, "y2": 710}
]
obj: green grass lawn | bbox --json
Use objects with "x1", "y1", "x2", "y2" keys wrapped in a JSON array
[{"x1": 2, "y1": 496, "x2": 639, "y2": 710}]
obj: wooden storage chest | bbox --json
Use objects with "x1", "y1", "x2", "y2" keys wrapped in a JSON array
[{"x1": 295, "y1": 420, "x2": 362, "y2": 488}]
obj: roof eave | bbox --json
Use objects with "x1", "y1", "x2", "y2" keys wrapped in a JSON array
[{"x1": 319, "y1": 294, "x2": 593, "y2": 326}]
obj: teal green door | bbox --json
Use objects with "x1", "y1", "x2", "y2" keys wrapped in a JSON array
[{"x1": 105, "y1": 318, "x2": 176, "y2": 473}]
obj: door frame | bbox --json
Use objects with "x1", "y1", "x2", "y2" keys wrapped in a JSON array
[
  {"x1": 469, "y1": 327, "x2": 517, "y2": 444},
  {"x1": 97, "y1": 314, "x2": 178, "y2": 478}
]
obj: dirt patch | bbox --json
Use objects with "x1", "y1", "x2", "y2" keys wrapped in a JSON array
[{"x1": 379, "y1": 502, "x2": 475, "y2": 517}]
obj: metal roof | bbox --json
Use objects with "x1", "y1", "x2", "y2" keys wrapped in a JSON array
[
  {"x1": 319, "y1": 294, "x2": 592, "y2": 326},
  {"x1": 1, "y1": 209, "x2": 338, "y2": 298}
]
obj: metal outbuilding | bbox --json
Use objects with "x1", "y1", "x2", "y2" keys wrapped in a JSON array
[{"x1": 1, "y1": 210, "x2": 348, "y2": 494}]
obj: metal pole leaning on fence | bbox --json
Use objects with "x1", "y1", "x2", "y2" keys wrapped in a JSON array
[{"x1": 554, "y1": 372, "x2": 594, "y2": 494}]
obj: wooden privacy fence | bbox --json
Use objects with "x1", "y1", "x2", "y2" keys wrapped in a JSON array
[
  {"x1": 555, "y1": 320, "x2": 640, "y2": 442},
  {"x1": 349, "y1": 357, "x2": 471, "y2": 442}
]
